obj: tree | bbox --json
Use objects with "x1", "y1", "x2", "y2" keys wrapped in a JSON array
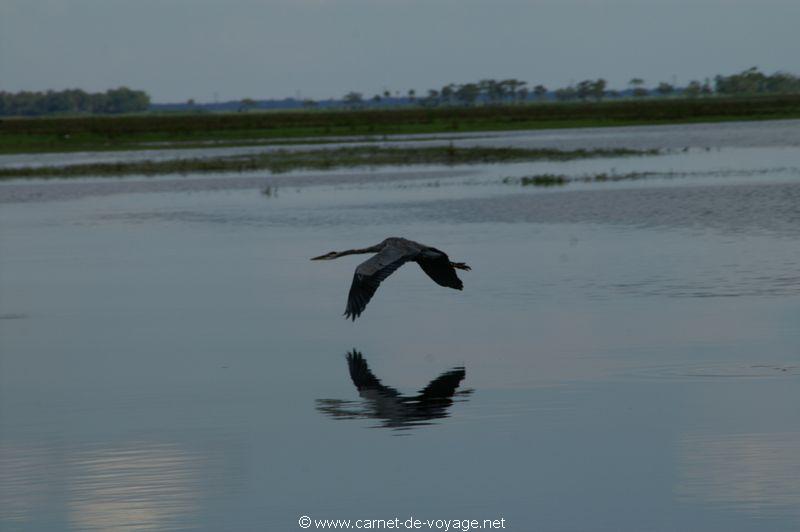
[
  {"x1": 0, "y1": 87, "x2": 149, "y2": 116},
  {"x1": 629, "y1": 78, "x2": 647, "y2": 97},
  {"x1": 479, "y1": 79, "x2": 505, "y2": 104},
  {"x1": 554, "y1": 86, "x2": 577, "y2": 101},
  {"x1": 715, "y1": 67, "x2": 762, "y2": 94},
  {"x1": 684, "y1": 80, "x2": 702, "y2": 98},
  {"x1": 101, "y1": 87, "x2": 150, "y2": 113},
  {"x1": 455, "y1": 83, "x2": 480, "y2": 106},
  {"x1": 500, "y1": 79, "x2": 526, "y2": 103},
  {"x1": 591, "y1": 79, "x2": 607, "y2": 101},
  {"x1": 764, "y1": 71, "x2": 800, "y2": 93},
  {"x1": 238, "y1": 98, "x2": 257, "y2": 112},
  {"x1": 440, "y1": 84, "x2": 456, "y2": 105},
  {"x1": 533, "y1": 85, "x2": 548, "y2": 100},
  {"x1": 407, "y1": 89, "x2": 416, "y2": 104},
  {"x1": 421, "y1": 90, "x2": 440, "y2": 107},
  {"x1": 576, "y1": 80, "x2": 593, "y2": 101},
  {"x1": 711, "y1": 67, "x2": 800, "y2": 95},
  {"x1": 343, "y1": 91, "x2": 363, "y2": 108},
  {"x1": 656, "y1": 82, "x2": 674, "y2": 97}
]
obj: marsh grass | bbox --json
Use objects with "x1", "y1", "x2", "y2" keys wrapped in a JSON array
[
  {"x1": 505, "y1": 171, "x2": 659, "y2": 187},
  {"x1": 2, "y1": 94, "x2": 800, "y2": 154},
  {"x1": 518, "y1": 174, "x2": 570, "y2": 186},
  {"x1": 0, "y1": 146, "x2": 658, "y2": 179}
]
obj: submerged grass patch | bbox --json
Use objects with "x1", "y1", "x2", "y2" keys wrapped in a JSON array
[
  {"x1": 518, "y1": 174, "x2": 570, "y2": 187},
  {"x1": 0, "y1": 145, "x2": 658, "y2": 179},
  {"x1": 505, "y1": 171, "x2": 659, "y2": 187}
]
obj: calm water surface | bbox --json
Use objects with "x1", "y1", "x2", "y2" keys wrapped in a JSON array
[{"x1": 1, "y1": 122, "x2": 799, "y2": 531}]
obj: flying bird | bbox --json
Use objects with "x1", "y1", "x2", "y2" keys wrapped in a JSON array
[{"x1": 311, "y1": 237, "x2": 470, "y2": 320}]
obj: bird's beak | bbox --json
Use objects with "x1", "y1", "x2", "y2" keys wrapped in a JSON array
[{"x1": 311, "y1": 252, "x2": 335, "y2": 260}]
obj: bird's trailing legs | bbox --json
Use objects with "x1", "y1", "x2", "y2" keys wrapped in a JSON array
[{"x1": 450, "y1": 262, "x2": 471, "y2": 271}]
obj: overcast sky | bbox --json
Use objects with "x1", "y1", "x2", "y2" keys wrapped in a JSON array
[{"x1": 1, "y1": 0, "x2": 798, "y2": 103}]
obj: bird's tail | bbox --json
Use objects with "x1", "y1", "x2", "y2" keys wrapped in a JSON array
[{"x1": 450, "y1": 262, "x2": 471, "y2": 271}]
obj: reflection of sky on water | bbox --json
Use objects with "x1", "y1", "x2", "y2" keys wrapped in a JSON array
[
  {"x1": 0, "y1": 445, "x2": 46, "y2": 525},
  {"x1": 677, "y1": 432, "x2": 800, "y2": 515},
  {"x1": 67, "y1": 444, "x2": 201, "y2": 531},
  {"x1": 0, "y1": 441, "x2": 239, "y2": 531}
]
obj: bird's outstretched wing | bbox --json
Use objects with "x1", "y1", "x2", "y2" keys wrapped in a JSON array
[
  {"x1": 416, "y1": 249, "x2": 464, "y2": 290},
  {"x1": 345, "y1": 245, "x2": 416, "y2": 320},
  {"x1": 346, "y1": 350, "x2": 400, "y2": 397},
  {"x1": 416, "y1": 367, "x2": 466, "y2": 399}
]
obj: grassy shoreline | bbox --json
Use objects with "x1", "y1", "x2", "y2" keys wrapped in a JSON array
[
  {"x1": 0, "y1": 146, "x2": 658, "y2": 179},
  {"x1": 2, "y1": 94, "x2": 800, "y2": 154}
]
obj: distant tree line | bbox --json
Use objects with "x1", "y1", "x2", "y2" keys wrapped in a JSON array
[
  {"x1": 345, "y1": 79, "x2": 549, "y2": 108},
  {"x1": 0, "y1": 87, "x2": 150, "y2": 117},
  {"x1": 339, "y1": 67, "x2": 800, "y2": 108},
  {"x1": 5, "y1": 68, "x2": 799, "y2": 117},
  {"x1": 714, "y1": 67, "x2": 800, "y2": 95}
]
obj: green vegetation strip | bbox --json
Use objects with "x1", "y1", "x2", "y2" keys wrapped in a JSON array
[
  {"x1": 2, "y1": 94, "x2": 800, "y2": 154},
  {"x1": 0, "y1": 146, "x2": 657, "y2": 179}
]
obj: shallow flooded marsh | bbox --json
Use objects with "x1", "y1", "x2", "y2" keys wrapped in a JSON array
[{"x1": 1, "y1": 121, "x2": 799, "y2": 531}]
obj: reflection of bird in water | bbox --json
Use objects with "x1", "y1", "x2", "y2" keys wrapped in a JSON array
[
  {"x1": 311, "y1": 237, "x2": 470, "y2": 320},
  {"x1": 316, "y1": 350, "x2": 471, "y2": 431}
]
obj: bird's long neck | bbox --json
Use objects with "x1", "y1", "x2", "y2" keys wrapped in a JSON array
[{"x1": 335, "y1": 245, "x2": 381, "y2": 258}]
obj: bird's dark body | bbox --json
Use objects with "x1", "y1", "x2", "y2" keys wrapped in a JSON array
[{"x1": 311, "y1": 237, "x2": 470, "y2": 320}]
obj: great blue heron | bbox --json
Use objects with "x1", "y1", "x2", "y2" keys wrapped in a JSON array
[
  {"x1": 316, "y1": 350, "x2": 470, "y2": 430},
  {"x1": 311, "y1": 237, "x2": 471, "y2": 320}
]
